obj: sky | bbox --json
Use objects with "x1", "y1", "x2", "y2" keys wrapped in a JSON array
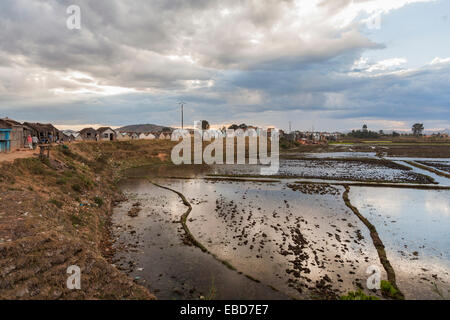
[{"x1": 0, "y1": 0, "x2": 449, "y2": 132}]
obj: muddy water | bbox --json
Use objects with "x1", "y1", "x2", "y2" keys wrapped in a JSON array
[
  {"x1": 210, "y1": 159, "x2": 431, "y2": 183},
  {"x1": 113, "y1": 155, "x2": 450, "y2": 300},
  {"x1": 157, "y1": 179, "x2": 384, "y2": 299},
  {"x1": 349, "y1": 187, "x2": 450, "y2": 299},
  {"x1": 418, "y1": 161, "x2": 450, "y2": 174},
  {"x1": 396, "y1": 161, "x2": 450, "y2": 186},
  {"x1": 112, "y1": 178, "x2": 287, "y2": 300},
  {"x1": 299, "y1": 152, "x2": 378, "y2": 159}
]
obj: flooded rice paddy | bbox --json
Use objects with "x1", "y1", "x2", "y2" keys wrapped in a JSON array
[
  {"x1": 418, "y1": 160, "x2": 450, "y2": 174},
  {"x1": 112, "y1": 179, "x2": 287, "y2": 300},
  {"x1": 349, "y1": 187, "x2": 450, "y2": 299},
  {"x1": 211, "y1": 158, "x2": 434, "y2": 184},
  {"x1": 113, "y1": 154, "x2": 450, "y2": 300}
]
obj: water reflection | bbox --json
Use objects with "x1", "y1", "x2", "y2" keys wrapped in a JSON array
[{"x1": 349, "y1": 187, "x2": 450, "y2": 299}]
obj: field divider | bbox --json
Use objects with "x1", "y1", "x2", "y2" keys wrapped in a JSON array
[
  {"x1": 342, "y1": 186, "x2": 404, "y2": 300},
  {"x1": 404, "y1": 161, "x2": 450, "y2": 179},
  {"x1": 144, "y1": 177, "x2": 287, "y2": 296},
  {"x1": 292, "y1": 180, "x2": 450, "y2": 190}
]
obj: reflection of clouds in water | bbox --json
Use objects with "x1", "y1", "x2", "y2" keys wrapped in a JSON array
[
  {"x1": 424, "y1": 191, "x2": 450, "y2": 217},
  {"x1": 351, "y1": 188, "x2": 405, "y2": 217},
  {"x1": 352, "y1": 188, "x2": 450, "y2": 219},
  {"x1": 351, "y1": 187, "x2": 450, "y2": 258}
]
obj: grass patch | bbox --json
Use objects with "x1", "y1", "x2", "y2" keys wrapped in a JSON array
[
  {"x1": 16, "y1": 158, "x2": 48, "y2": 175},
  {"x1": 340, "y1": 290, "x2": 379, "y2": 300},
  {"x1": 380, "y1": 280, "x2": 402, "y2": 299},
  {"x1": 205, "y1": 278, "x2": 217, "y2": 300}
]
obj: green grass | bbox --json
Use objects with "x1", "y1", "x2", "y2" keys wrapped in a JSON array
[
  {"x1": 205, "y1": 278, "x2": 217, "y2": 300},
  {"x1": 380, "y1": 280, "x2": 401, "y2": 299},
  {"x1": 340, "y1": 290, "x2": 379, "y2": 300}
]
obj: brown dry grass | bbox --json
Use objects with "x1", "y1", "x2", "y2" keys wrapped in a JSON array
[{"x1": 0, "y1": 140, "x2": 176, "y2": 299}]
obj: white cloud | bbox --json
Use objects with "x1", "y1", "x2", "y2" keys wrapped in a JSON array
[
  {"x1": 366, "y1": 58, "x2": 408, "y2": 72},
  {"x1": 429, "y1": 57, "x2": 450, "y2": 66}
]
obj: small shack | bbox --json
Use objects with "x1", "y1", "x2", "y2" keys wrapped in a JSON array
[
  {"x1": 139, "y1": 133, "x2": 156, "y2": 140},
  {"x1": 23, "y1": 122, "x2": 60, "y2": 143},
  {"x1": 0, "y1": 118, "x2": 37, "y2": 150},
  {"x1": 79, "y1": 128, "x2": 98, "y2": 141},
  {"x1": 117, "y1": 132, "x2": 131, "y2": 140},
  {"x1": 60, "y1": 132, "x2": 72, "y2": 143},
  {"x1": 97, "y1": 127, "x2": 117, "y2": 141},
  {"x1": 0, "y1": 118, "x2": 21, "y2": 150},
  {"x1": 0, "y1": 120, "x2": 12, "y2": 153},
  {"x1": 71, "y1": 132, "x2": 83, "y2": 141},
  {"x1": 129, "y1": 132, "x2": 139, "y2": 140}
]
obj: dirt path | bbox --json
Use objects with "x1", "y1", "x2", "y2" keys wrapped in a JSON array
[{"x1": 0, "y1": 149, "x2": 38, "y2": 163}]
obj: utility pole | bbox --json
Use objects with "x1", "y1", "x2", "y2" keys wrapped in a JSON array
[
  {"x1": 289, "y1": 121, "x2": 292, "y2": 133},
  {"x1": 178, "y1": 101, "x2": 186, "y2": 129}
]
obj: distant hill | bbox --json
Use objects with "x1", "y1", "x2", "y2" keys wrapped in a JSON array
[{"x1": 116, "y1": 124, "x2": 173, "y2": 133}]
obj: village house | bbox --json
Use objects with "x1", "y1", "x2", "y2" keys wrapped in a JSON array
[
  {"x1": 60, "y1": 132, "x2": 72, "y2": 143},
  {"x1": 71, "y1": 132, "x2": 83, "y2": 141},
  {"x1": 97, "y1": 127, "x2": 117, "y2": 141},
  {"x1": 139, "y1": 132, "x2": 156, "y2": 140},
  {"x1": 158, "y1": 132, "x2": 172, "y2": 140},
  {"x1": 116, "y1": 132, "x2": 131, "y2": 140},
  {"x1": 0, "y1": 118, "x2": 34, "y2": 151},
  {"x1": 129, "y1": 132, "x2": 139, "y2": 140},
  {"x1": 0, "y1": 119, "x2": 13, "y2": 153},
  {"x1": 79, "y1": 128, "x2": 98, "y2": 141},
  {"x1": 23, "y1": 122, "x2": 60, "y2": 143}
]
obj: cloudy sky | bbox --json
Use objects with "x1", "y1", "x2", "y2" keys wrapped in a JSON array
[{"x1": 0, "y1": 0, "x2": 449, "y2": 131}]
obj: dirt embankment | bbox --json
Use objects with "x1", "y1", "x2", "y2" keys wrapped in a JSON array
[{"x1": 0, "y1": 140, "x2": 175, "y2": 299}]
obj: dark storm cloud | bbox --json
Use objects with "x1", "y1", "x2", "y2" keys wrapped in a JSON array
[{"x1": 0, "y1": 0, "x2": 447, "y2": 129}]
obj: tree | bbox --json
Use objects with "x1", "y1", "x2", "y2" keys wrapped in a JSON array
[
  {"x1": 201, "y1": 120, "x2": 210, "y2": 130},
  {"x1": 392, "y1": 131, "x2": 400, "y2": 137},
  {"x1": 412, "y1": 123, "x2": 424, "y2": 136}
]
